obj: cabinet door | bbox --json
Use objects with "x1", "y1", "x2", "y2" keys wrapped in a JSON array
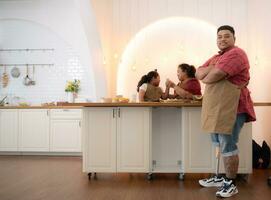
[
  {"x1": 19, "y1": 109, "x2": 49, "y2": 151},
  {"x1": 50, "y1": 119, "x2": 81, "y2": 152},
  {"x1": 237, "y1": 123, "x2": 252, "y2": 173},
  {"x1": 0, "y1": 109, "x2": 18, "y2": 151},
  {"x1": 83, "y1": 108, "x2": 116, "y2": 172},
  {"x1": 183, "y1": 107, "x2": 252, "y2": 174},
  {"x1": 182, "y1": 107, "x2": 216, "y2": 173},
  {"x1": 117, "y1": 107, "x2": 150, "y2": 172}
]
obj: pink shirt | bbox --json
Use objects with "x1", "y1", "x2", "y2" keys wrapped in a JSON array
[{"x1": 200, "y1": 46, "x2": 256, "y2": 122}]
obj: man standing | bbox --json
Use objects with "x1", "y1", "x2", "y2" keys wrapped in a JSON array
[{"x1": 196, "y1": 25, "x2": 256, "y2": 198}]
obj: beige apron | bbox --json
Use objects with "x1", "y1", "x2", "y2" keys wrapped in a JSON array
[
  {"x1": 201, "y1": 79, "x2": 241, "y2": 134},
  {"x1": 144, "y1": 84, "x2": 162, "y2": 102}
]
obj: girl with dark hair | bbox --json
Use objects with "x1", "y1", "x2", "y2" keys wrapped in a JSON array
[
  {"x1": 137, "y1": 70, "x2": 168, "y2": 102},
  {"x1": 167, "y1": 63, "x2": 202, "y2": 99}
]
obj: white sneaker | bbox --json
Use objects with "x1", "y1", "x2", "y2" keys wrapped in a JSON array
[
  {"x1": 199, "y1": 175, "x2": 224, "y2": 187},
  {"x1": 216, "y1": 179, "x2": 238, "y2": 198}
]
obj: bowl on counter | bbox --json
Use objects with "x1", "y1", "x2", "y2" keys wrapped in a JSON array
[
  {"x1": 101, "y1": 97, "x2": 112, "y2": 103},
  {"x1": 192, "y1": 95, "x2": 203, "y2": 101},
  {"x1": 41, "y1": 102, "x2": 56, "y2": 106}
]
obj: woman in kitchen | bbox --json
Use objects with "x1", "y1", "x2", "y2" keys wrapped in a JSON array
[
  {"x1": 166, "y1": 63, "x2": 202, "y2": 99},
  {"x1": 137, "y1": 69, "x2": 169, "y2": 102}
]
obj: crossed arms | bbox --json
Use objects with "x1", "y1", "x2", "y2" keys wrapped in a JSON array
[{"x1": 195, "y1": 65, "x2": 227, "y2": 84}]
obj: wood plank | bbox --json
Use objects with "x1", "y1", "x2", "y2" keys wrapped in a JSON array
[
  {"x1": 0, "y1": 156, "x2": 270, "y2": 200},
  {"x1": 0, "y1": 106, "x2": 83, "y2": 109},
  {"x1": 1, "y1": 102, "x2": 271, "y2": 109},
  {"x1": 60, "y1": 102, "x2": 203, "y2": 107}
]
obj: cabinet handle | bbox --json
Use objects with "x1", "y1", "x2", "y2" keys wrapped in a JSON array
[
  {"x1": 113, "y1": 109, "x2": 115, "y2": 118},
  {"x1": 118, "y1": 108, "x2": 120, "y2": 118},
  {"x1": 79, "y1": 121, "x2": 81, "y2": 127},
  {"x1": 47, "y1": 110, "x2": 49, "y2": 116},
  {"x1": 63, "y1": 109, "x2": 69, "y2": 112}
]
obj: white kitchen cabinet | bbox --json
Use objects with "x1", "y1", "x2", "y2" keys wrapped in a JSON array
[
  {"x1": 182, "y1": 107, "x2": 252, "y2": 174},
  {"x1": 18, "y1": 109, "x2": 49, "y2": 152},
  {"x1": 83, "y1": 107, "x2": 150, "y2": 174},
  {"x1": 117, "y1": 108, "x2": 150, "y2": 172},
  {"x1": 50, "y1": 109, "x2": 82, "y2": 152},
  {"x1": 182, "y1": 107, "x2": 216, "y2": 173},
  {"x1": 0, "y1": 109, "x2": 18, "y2": 151},
  {"x1": 83, "y1": 108, "x2": 117, "y2": 172},
  {"x1": 237, "y1": 123, "x2": 252, "y2": 173}
]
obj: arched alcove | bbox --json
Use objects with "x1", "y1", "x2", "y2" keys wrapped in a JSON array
[{"x1": 117, "y1": 17, "x2": 217, "y2": 98}]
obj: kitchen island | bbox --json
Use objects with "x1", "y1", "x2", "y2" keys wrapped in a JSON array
[{"x1": 77, "y1": 102, "x2": 252, "y2": 180}]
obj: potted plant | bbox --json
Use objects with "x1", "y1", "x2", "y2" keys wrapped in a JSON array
[{"x1": 65, "y1": 79, "x2": 80, "y2": 103}]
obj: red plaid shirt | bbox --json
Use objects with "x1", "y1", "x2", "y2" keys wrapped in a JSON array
[{"x1": 200, "y1": 46, "x2": 256, "y2": 122}]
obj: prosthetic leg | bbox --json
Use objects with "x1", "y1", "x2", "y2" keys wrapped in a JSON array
[{"x1": 215, "y1": 146, "x2": 221, "y2": 176}]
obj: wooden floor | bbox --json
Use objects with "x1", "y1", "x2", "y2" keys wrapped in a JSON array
[{"x1": 0, "y1": 156, "x2": 270, "y2": 200}]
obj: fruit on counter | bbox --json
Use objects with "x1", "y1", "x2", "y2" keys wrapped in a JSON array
[
  {"x1": 19, "y1": 102, "x2": 30, "y2": 106},
  {"x1": 112, "y1": 97, "x2": 129, "y2": 103},
  {"x1": 119, "y1": 97, "x2": 129, "y2": 103},
  {"x1": 160, "y1": 98, "x2": 188, "y2": 103},
  {"x1": 112, "y1": 96, "x2": 130, "y2": 103},
  {"x1": 100, "y1": 95, "x2": 129, "y2": 103}
]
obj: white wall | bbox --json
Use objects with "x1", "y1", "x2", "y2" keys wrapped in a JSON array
[
  {"x1": 0, "y1": 0, "x2": 269, "y2": 146},
  {"x1": 0, "y1": 0, "x2": 107, "y2": 104},
  {"x1": 91, "y1": 0, "x2": 271, "y2": 146},
  {"x1": 91, "y1": 0, "x2": 250, "y2": 96},
  {"x1": 247, "y1": 0, "x2": 271, "y2": 147}
]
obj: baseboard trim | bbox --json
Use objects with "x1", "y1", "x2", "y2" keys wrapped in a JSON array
[{"x1": 0, "y1": 152, "x2": 82, "y2": 156}]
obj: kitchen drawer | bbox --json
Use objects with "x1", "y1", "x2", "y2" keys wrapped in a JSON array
[{"x1": 50, "y1": 109, "x2": 82, "y2": 119}]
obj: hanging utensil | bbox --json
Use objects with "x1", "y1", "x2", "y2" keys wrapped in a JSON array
[
  {"x1": 23, "y1": 64, "x2": 32, "y2": 86},
  {"x1": 11, "y1": 66, "x2": 20, "y2": 78},
  {"x1": 2, "y1": 66, "x2": 9, "y2": 88},
  {"x1": 0, "y1": 95, "x2": 7, "y2": 106}
]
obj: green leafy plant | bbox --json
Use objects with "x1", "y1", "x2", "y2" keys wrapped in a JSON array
[{"x1": 65, "y1": 79, "x2": 80, "y2": 93}]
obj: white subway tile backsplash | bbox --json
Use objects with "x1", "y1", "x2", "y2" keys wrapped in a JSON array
[{"x1": 0, "y1": 20, "x2": 96, "y2": 105}]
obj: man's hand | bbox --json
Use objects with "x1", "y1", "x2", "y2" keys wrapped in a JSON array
[
  {"x1": 237, "y1": 81, "x2": 249, "y2": 89},
  {"x1": 201, "y1": 67, "x2": 227, "y2": 84},
  {"x1": 196, "y1": 65, "x2": 214, "y2": 80}
]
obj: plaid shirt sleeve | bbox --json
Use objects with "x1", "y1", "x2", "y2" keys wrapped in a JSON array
[
  {"x1": 199, "y1": 55, "x2": 218, "y2": 68},
  {"x1": 215, "y1": 49, "x2": 246, "y2": 77}
]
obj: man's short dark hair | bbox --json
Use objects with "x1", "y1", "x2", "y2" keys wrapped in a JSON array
[{"x1": 217, "y1": 25, "x2": 235, "y2": 36}]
